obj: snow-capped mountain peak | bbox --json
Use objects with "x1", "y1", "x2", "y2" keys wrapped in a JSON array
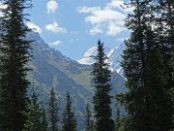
[
  {"x1": 77, "y1": 46, "x2": 97, "y2": 65},
  {"x1": 78, "y1": 46, "x2": 111, "y2": 65},
  {"x1": 78, "y1": 43, "x2": 125, "y2": 77}
]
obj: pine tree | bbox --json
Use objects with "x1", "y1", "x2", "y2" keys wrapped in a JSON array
[
  {"x1": 84, "y1": 103, "x2": 94, "y2": 131},
  {"x1": 49, "y1": 87, "x2": 59, "y2": 131},
  {"x1": 121, "y1": 0, "x2": 172, "y2": 130},
  {"x1": 41, "y1": 108, "x2": 49, "y2": 131},
  {"x1": 114, "y1": 99, "x2": 126, "y2": 131},
  {"x1": 0, "y1": 0, "x2": 32, "y2": 130},
  {"x1": 115, "y1": 107, "x2": 120, "y2": 131},
  {"x1": 158, "y1": 0, "x2": 174, "y2": 85},
  {"x1": 23, "y1": 86, "x2": 43, "y2": 131},
  {"x1": 156, "y1": 1, "x2": 174, "y2": 129},
  {"x1": 62, "y1": 93, "x2": 77, "y2": 131},
  {"x1": 92, "y1": 40, "x2": 115, "y2": 131}
]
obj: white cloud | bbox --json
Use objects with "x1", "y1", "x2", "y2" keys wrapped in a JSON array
[
  {"x1": 107, "y1": 21, "x2": 126, "y2": 36},
  {"x1": 89, "y1": 25, "x2": 103, "y2": 35},
  {"x1": 85, "y1": 9, "x2": 125, "y2": 24},
  {"x1": 47, "y1": 0, "x2": 58, "y2": 14},
  {"x1": 107, "y1": 0, "x2": 134, "y2": 13},
  {"x1": 49, "y1": 40, "x2": 62, "y2": 49},
  {"x1": 27, "y1": 22, "x2": 42, "y2": 33},
  {"x1": 45, "y1": 22, "x2": 66, "y2": 33},
  {"x1": 77, "y1": 6, "x2": 101, "y2": 13},
  {"x1": 107, "y1": 0, "x2": 124, "y2": 9},
  {"x1": 77, "y1": 0, "x2": 132, "y2": 36}
]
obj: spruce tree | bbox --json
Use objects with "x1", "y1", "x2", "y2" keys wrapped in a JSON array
[
  {"x1": 115, "y1": 107, "x2": 120, "y2": 131},
  {"x1": 62, "y1": 93, "x2": 77, "y2": 131},
  {"x1": 121, "y1": 0, "x2": 172, "y2": 130},
  {"x1": 92, "y1": 40, "x2": 115, "y2": 131},
  {"x1": 156, "y1": 1, "x2": 174, "y2": 129},
  {"x1": 41, "y1": 108, "x2": 49, "y2": 131},
  {"x1": 23, "y1": 86, "x2": 43, "y2": 131},
  {"x1": 84, "y1": 103, "x2": 94, "y2": 131},
  {"x1": 49, "y1": 87, "x2": 59, "y2": 131},
  {"x1": 158, "y1": 0, "x2": 174, "y2": 86},
  {"x1": 0, "y1": 0, "x2": 32, "y2": 130}
]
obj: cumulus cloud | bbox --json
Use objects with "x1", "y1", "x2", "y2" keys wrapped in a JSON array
[
  {"x1": 77, "y1": 0, "x2": 133, "y2": 36},
  {"x1": 77, "y1": 6, "x2": 101, "y2": 13},
  {"x1": 45, "y1": 22, "x2": 66, "y2": 33},
  {"x1": 47, "y1": 0, "x2": 58, "y2": 14},
  {"x1": 89, "y1": 25, "x2": 103, "y2": 35},
  {"x1": 107, "y1": 21, "x2": 126, "y2": 36},
  {"x1": 107, "y1": 0, "x2": 134, "y2": 13},
  {"x1": 107, "y1": 0, "x2": 124, "y2": 9},
  {"x1": 27, "y1": 22, "x2": 42, "y2": 33},
  {"x1": 85, "y1": 9, "x2": 125, "y2": 24}
]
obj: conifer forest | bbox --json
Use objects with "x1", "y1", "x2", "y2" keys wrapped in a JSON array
[{"x1": 0, "y1": 0, "x2": 174, "y2": 131}]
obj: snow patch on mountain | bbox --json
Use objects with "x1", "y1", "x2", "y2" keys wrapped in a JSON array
[
  {"x1": 78, "y1": 46, "x2": 111, "y2": 65},
  {"x1": 78, "y1": 43, "x2": 125, "y2": 77},
  {"x1": 77, "y1": 46, "x2": 97, "y2": 65}
]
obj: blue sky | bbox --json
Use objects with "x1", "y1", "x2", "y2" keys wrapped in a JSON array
[{"x1": 27, "y1": 0, "x2": 130, "y2": 60}]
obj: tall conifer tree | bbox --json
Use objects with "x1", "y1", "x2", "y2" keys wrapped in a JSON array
[
  {"x1": 158, "y1": 0, "x2": 174, "y2": 86},
  {"x1": 156, "y1": 1, "x2": 174, "y2": 129},
  {"x1": 23, "y1": 86, "x2": 43, "y2": 131},
  {"x1": 84, "y1": 103, "x2": 94, "y2": 131},
  {"x1": 92, "y1": 40, "x2": 115, "y2": 131},
  {"x1": 49, "y1": 87, "x2": 59, "y2": 131},
  {"x1": 121, "y1": 0, "x2": 172, "y2": 130},
  {"x1": 0, "y1": 0, "x2": 32, "y2": 130},
  {"x1": 62, "y1": 93, "x2": 77, "y2": 131},
  {"x1": 41, "y1": 108, "x2": 49, "y2": 131}
]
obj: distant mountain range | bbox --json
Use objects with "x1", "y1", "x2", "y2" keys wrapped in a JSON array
[
  {"x1": 78, "y1": 43, "x2": 125, "y2": 77},
  {"x1": 27, "y1": 32, "x2": 126, "y2": 130}
]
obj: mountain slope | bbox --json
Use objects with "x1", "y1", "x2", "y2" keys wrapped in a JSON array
[{"x1": 27, "y1": 32, "x2": 126, "y2": 130}]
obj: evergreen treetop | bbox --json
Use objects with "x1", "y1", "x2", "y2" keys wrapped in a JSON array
[
  {"x1": 49, "y1": 87, "x2": 59, "y2": 131},
  {"x1": 62, "y1": 93, "x2": 77, "y2": 131},
  {"x1": 92, "y1": 40, "x2": 115, "y2": 131}
]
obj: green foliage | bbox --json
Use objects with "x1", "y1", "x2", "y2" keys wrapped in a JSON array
[
  {"x1": 23, "y1": 86, "x2": 47, "y2": 131},
  {"x1": 0, "y1": 0, "x2": 32, "y2": 130},
  {"x1": 120, "y1": 0, "x2": 172, "y2": 131},
  {"x1": 41, "y1": 108, "x2": 49, "y2": 131},
  {"x1": 92, "y1": 40, "x2": 115, "y2": 131},
  {"x1": 84, "y1": 103, "x2": 94, "y2": 131},
  {"x1": 49, "y1": 87, "x2": 59, "y2": 131},
  {"x1": 169, "y1": 87, "x2": 174, "y2": 131},
  {"x1": 61, "y1": 93, "x2": 77, "y2": 131},
  {"x1": 115, "y1": 117, "x2": 127, "y2": 131},
  {"x1": 158, "y1": 1, "x2": 174, "y2": 130}
]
